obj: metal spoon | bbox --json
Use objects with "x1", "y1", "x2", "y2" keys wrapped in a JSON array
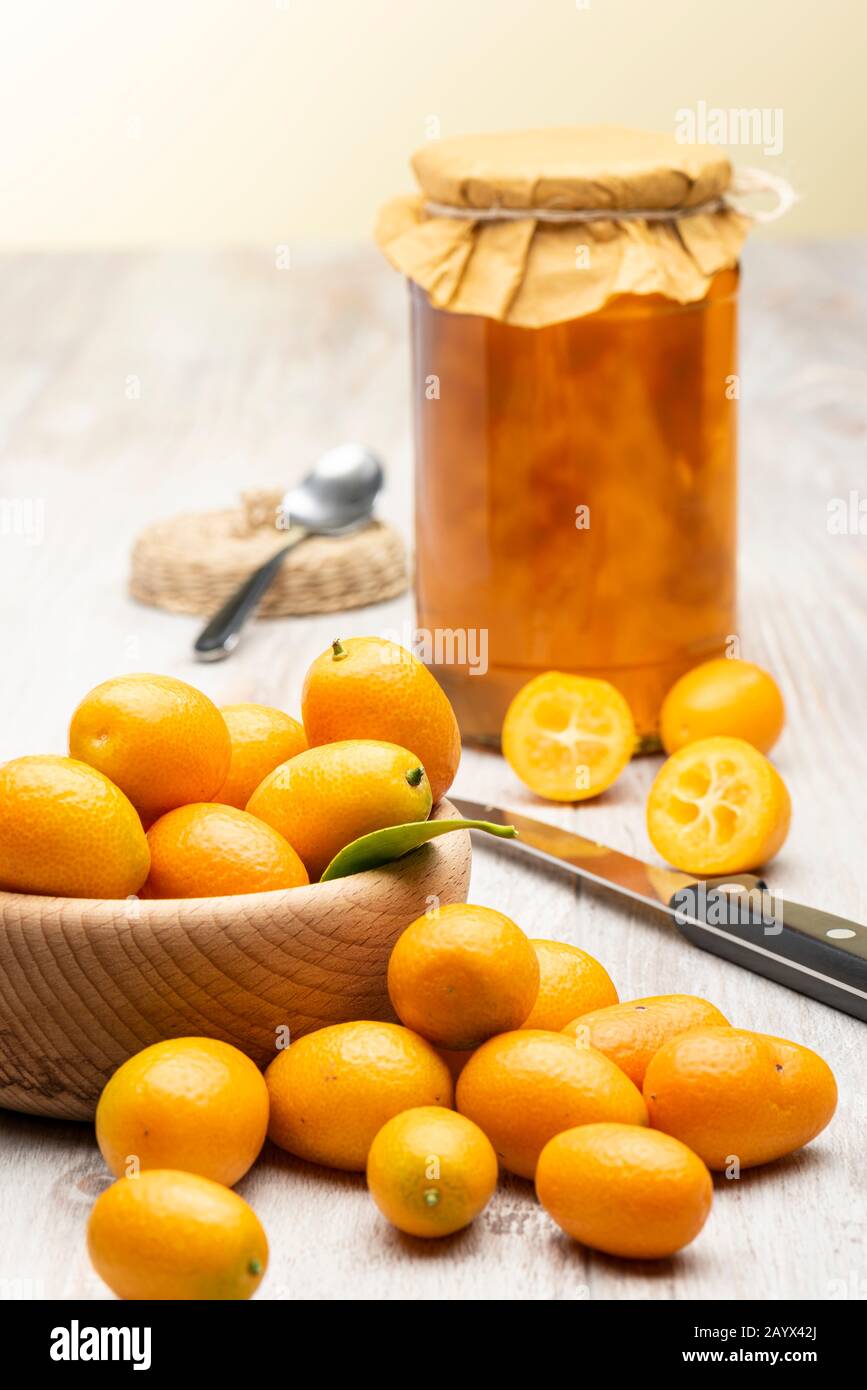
[{"x1": 193, "y1": 444, "x2": 384, "y2": 661}]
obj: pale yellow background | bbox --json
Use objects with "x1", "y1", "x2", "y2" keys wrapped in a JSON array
[{"x1": 0, "y1": 0, "x2": 860, "y2": 248}]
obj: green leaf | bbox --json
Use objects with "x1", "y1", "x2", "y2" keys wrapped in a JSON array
[{"x1": 319, "y1": 818, "x2": 517, "y2": 882}]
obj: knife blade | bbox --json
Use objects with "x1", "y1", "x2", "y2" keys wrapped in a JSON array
[{"x1": 452, "y1": 796, "x2": 867, "y2": 1023}]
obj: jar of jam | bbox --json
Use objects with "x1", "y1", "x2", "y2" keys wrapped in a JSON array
[{"x1": 377, "y1": 127, "x2": 754, "y2": 747}]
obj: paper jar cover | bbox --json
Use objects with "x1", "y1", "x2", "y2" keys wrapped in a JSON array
[{"x1": 375, "y1": 126, "x2": 752, "y2": 328}]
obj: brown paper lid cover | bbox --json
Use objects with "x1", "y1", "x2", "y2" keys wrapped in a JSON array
[{"x1": 375, "y1": 126, "x2": 751, "y2": 327}]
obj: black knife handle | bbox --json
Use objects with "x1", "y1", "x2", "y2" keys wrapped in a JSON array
[{"x1": 669, "y1": 876, "x2": 867, "y2": 1022}]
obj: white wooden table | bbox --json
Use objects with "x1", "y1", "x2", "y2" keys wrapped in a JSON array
[{"x1": 0, "y1": 246, "x2": 865, "y2": 1302}]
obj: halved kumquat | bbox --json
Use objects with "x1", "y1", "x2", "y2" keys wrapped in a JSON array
[
  {"x1": 502, "y1": 673, "x2": 635, "y2": 802},
  {"x1": 646, "y1": 736, "x2": 790, "y2": 876}
]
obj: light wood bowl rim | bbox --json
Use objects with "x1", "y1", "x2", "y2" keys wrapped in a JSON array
[
  {"x1": 0, "y1": 799, "x2": 473, "y2": 1119},
  {"x1": 0, "y1": 798, "x2": 464, "y2": 924}
]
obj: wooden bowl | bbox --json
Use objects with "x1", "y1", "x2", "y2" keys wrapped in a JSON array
[{"x1": 0, "y1": 800, "x2": 471, "y2": 1121}]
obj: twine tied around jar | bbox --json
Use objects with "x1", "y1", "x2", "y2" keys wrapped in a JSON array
[{"x1": 424, "y1": 168, "x2": 796, "y2": 226}]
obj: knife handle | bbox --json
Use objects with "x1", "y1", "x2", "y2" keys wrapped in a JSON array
[{"x1": 669, "y1": 877, "x2": 867, "y2": 1022}]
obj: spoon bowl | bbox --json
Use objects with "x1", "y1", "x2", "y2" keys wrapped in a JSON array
[
  {"x1": 194, "y1": 443, "x2": 385, "y2": 660},
  {"x1": 280, "y1": 444, "x2": 385, "y2": 532}
]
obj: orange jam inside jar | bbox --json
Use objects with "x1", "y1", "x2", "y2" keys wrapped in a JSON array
[
  {"x1": 412, "y1": 269, "x2": 738, "y2": 746},
  {"x1": 377, "y1": 128, "x2": 754, "y2": 748}
]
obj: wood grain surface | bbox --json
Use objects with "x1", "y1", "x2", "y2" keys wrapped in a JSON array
[
  {"x1": 0, "y1": 245, "x2": 865, "y2": 1302},
  {"x1": 0, "y1": 800, "x2": 471, "y2": 1121}
]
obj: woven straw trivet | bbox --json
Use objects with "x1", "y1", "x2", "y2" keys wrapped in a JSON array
[{"x1": 130, "y1": 489, "x2": 408, "y2": 618}]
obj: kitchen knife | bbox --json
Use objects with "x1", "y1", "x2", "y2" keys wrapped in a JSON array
[{"x1": 452, "y1": 797, "x2": 867, "y2": 1023}]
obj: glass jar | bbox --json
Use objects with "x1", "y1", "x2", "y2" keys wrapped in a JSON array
[{"x1": 411, "y1": 268, "x2": 739, "y2": 747}]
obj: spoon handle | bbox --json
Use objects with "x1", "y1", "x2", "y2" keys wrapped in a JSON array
[{"x1": 193, "y1": 532, "x2": 307, "y2": 661}]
